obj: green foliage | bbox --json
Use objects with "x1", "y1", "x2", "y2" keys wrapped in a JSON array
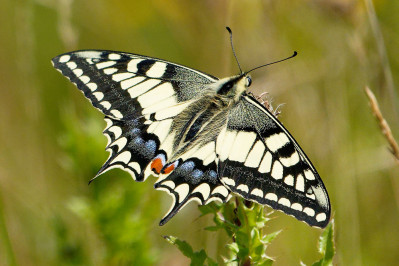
[
  {"x1": 167, "y1": 198, "x2": 280, "y2": 265},
  {"x1": 169, "y1": 200, "x2": 336, "y2": 265},
  {"x1": 300, "y1": 219, "x2": 335, "y2": 266},
  {"x1": 164, "y1": 235, "x2": 217, "y2": 266},
  {"x1": 203, "y1": 199, "x2": 280, "y2": 265},
  {"x1": 312, "y1": 220, "x2": 335, "y2": 266}
]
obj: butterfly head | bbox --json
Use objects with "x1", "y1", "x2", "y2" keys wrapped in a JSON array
[{"x1": 215, "y1": 74, "x2": 252, "y2": 101}]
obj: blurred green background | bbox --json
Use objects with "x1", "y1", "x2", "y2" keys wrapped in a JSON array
[{"x1": 1, "y1": 0, "x2": 399, "y2": 265}]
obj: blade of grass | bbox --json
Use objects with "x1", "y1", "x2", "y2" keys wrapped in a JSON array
[
  {"x1": 365, "y1": 86, "x2": 399, "y2": 215},
  {"x1": 364, "y1": 86, "x2": 399, "y2": 163},
  {"x1": 364, "y1": 0, "x2": 398, "y2": 119}
]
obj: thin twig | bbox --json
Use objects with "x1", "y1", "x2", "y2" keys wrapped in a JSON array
[{"x1": 364, "y1": 86, "x2": 399, "y2": 164}]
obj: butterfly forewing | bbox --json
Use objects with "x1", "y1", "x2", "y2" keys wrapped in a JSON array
[
  {"x1": 217, "y1": 95, "x2": 330, "y2": 227},
  {"x1": 52, "y1": 50, "x2": 217, "y2": 119}
]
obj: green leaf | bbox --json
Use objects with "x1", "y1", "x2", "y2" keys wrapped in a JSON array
[
  {"x1": 261, "y1": 230, "x2": 282, "y2": 245},
  {"x1": 258, "y1": 259, "x2": 274, "y2": 266},
  {"x1": 198, "y1": 202, "x2": 221, "y2": 216},
  {"x1": 191, "y1": 249, "x2": 207, "y2": 266},
  {"x1": 163, "y1": 235, "x2": 194, "y2": 258},
  {"x1": 170, "y1": 198, "x2": 281, "y2": 265},
  {"x1": 312, "y1": 220, "x2": 335, "y2": 266},
  {"x1": 252, "y1": 243, "x2": 266, "y2": 260},
  {"x1": 164, "y1": 235, "x2": 215, "y2": 266}
]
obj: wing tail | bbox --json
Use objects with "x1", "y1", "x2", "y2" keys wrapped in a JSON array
[{"x1": 154, "y1": 158, "x2": 231, "y2": 225}]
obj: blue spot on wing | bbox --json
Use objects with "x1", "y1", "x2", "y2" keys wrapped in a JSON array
[{"x1": 145, "y1": 140, "x2": 157, "y2": 154}]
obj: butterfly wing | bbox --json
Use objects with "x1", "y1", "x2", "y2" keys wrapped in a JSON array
[
  {"x1": 216, "y1": 95, "x2": 330, "y2": 228},
  {"x1": 155, "y1": 156, "x2": 231, "y2": 225},
  {"x1": 52, "y1": 50, "x2": 218, "y2": 181}
]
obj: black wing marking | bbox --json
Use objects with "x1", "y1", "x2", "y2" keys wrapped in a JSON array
[
  {"x1": 97, "y1": 116, "x2": 166, "y2": 181},
  {"x1": 52, "y1": 50, "x2": 218, "y2": 182},
  {"x1": 216, "y1": 95, "x2": 330, "y2": 228},
  {"x1": 52, "y1": 50, "x2": 217, "y2": 120},
  {"x1": 154, "y1": 153, "x2": 230, "y2": 225}
]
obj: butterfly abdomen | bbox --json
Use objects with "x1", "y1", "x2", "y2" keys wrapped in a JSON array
[{"x1": 168, "y1": 95, "x2": 229, "y2": 161}]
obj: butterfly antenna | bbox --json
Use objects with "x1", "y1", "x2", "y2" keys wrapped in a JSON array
[
  {"x1": 245, "y1": 51, "x2": 297, "y2": 74},
  {"x1": 226, "y1": 27, "x2": 243, "y2": 74}
]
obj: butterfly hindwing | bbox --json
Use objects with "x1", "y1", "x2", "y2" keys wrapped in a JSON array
[
  {"x1": 97, "y1": 116, "x2": 166, "y2": 181},
  {"x1": 217, "y1": 95, "x2": 330, "y2": 228},
  {"x1": 155, "y1": 157, "x2": 231, "y2": 225}
]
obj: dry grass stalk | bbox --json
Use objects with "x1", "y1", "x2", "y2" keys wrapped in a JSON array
[
  {"x1": 250, "y1": 92, "x2": 283, "y2": 117},
  {"x1": 365, "y1": 86, "x2": 399, "y2": 164}
]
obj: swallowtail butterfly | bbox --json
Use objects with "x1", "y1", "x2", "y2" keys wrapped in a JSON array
[{"x1": 52, "y1": 31, "x2": 330, "y2": 228}]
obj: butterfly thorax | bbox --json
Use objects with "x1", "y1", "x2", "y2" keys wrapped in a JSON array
[
  {"x1": 168, "y1": 96, "x2": 227, "y2": 161},
  {"x1": 167, "y1": 75, "x2": 250, "y2": 161}
]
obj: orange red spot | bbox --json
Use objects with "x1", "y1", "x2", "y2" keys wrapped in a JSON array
[
  {"x1": 163, "y1": 163, "x2": 176, "y2": 174},
  {"x1": 151, "y1": 158, "x2": 164, "y2": 174}
]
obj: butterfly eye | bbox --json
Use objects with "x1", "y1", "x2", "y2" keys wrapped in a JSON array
[{"x1": 246, "y1": 76, "x2": 252, "y2": 87}]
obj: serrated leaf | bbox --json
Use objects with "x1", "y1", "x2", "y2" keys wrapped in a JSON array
[
  {"x1": 255, "y1": 210, "x2": 269, "y2": 228},
  {"x1": 163, "y1": 235, "x2": 194, "y2": 257},
  {"x1": 318, "y1": 222, "x2": 333, "y2": 255},
  {"x1": 258, "y1": 259, "x2": 274, "y2": 266},
  {"x1": 261, "y1": 230, "x2": 281, "y2": 245},
  {"x1": 250, "y1": 228, "x2": 260, "y2": 242},
  {"x1": 198, "y1": 202, "x2": 221, "y2": 216},
  {"x1": 311, "y1": 220, "x2": 335, "y2": 266},
  {"x1": 253, "y1": 243, "x2": 266, "y2": 259},
  {"x1": 251, "y1": 229, "x2": 263, "y2": 250},
  {"x1": 191, "y1": 249, "x2": 207, "y2": 266},
  {"x1": 164, "y1": 235, "x2": 217, "y2": 266}
]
